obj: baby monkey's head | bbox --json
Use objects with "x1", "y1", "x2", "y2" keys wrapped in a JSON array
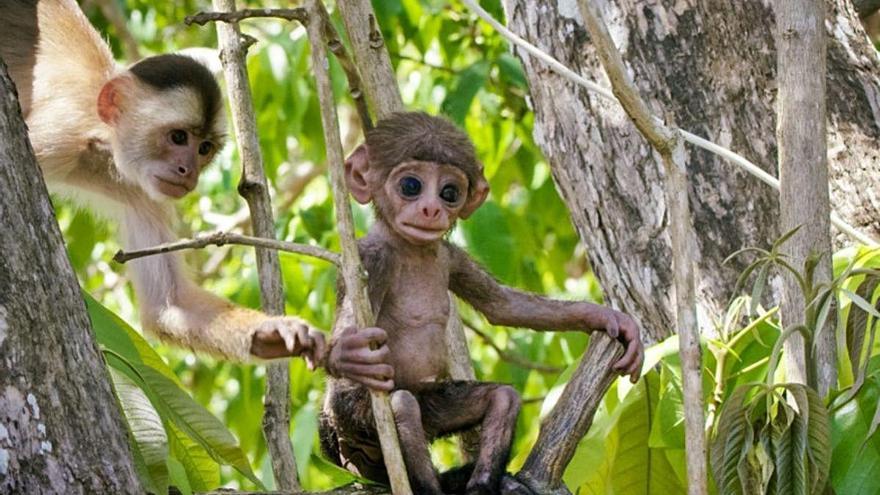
[{"x1": 345, "y1": 112, "x2": 489, "y2": 245}]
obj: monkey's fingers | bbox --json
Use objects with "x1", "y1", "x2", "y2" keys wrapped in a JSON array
[
  {"x1": 309, "y1": 330, "x2": 328, "y2": 369},
  {"x1": 348, "y1": 375, "x2": 395, "y2": 392},
  {"x1": 613, "y1": 339, "x2": 640, "y2": 378},
  {"x1": 336, "y1": 362, "x2": 395, "y2": 382},
  {"x1": 343, "y1": 343, "x2": 391, "y2": 365},
  {"x1": 340, "y1": 326, "x2": 389, "y2": 350},
  {"x1": 604, "y1": 314, "x2": 620, "y2": 339}
]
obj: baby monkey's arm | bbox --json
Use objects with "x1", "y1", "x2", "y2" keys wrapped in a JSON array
[{"x1": 447, "y1": 243, "x2": 643, "y2": 382}]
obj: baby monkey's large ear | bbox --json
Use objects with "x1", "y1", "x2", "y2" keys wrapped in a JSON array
[
  {"x1": 344, "y1": 144, "x2": 372, "y2": 204},
  {"x1": 460, "y1": 172, "x2": 490, "y2": 219}
]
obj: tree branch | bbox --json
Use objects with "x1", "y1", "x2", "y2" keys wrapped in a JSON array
[
  {"x1": 206, "y1": 0, "x2": 299, "y2": 489},
  {"x1": 575, "y1": 1, "x2": 706, "y2": 492},
  {"x1": 112, "y1": 231, "x2": 340, "y2": 266},
  {"x1": 304, "y1": 1, "x2": 411, "y2": 493},
  {"x1": 461, "y1": 318, "x2": 564, "y2": 373},
  {"x1": 185, "y1": 8, "x2": 308, "y2": 26},
  {"x1": 459, "y1": 0, "x2": 878, "y2": 247}
]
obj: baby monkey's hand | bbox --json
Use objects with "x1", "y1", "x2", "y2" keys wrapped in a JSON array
[
  {"x1": 326, "y1": 326, "x2": 395, "y2": 392},
  {"x1": 581, "y1": 303, "x2": 644, "y2": 383}
]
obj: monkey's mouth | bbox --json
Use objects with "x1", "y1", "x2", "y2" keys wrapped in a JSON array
[
  {"x1": 153, "y1": 176, "x2": 195, "y2": 199},
  {"x1": 400, "y1": 223, "x2": 448, "y2": 242}
]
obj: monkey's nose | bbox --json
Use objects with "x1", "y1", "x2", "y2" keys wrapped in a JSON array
[
  {"x1": 176, "y1": 165, "x2": 193, "y2": 177},
  {"x1": 422, "y1": 205, "x2": 441, "y2": 218}
]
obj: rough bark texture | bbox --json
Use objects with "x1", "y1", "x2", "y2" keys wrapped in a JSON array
[
  {"x1": 776, "y1": 0, "x2": 836, "y2": 394},
  {"x1": 211, "y1": 0, "x2": 299, "y2": 489},
  {"x1": 517, "y1": 333, "x2": 623, "y2": 494},
  {"x1": 573, "y1": 1, "x2": 707, "y2": 491},
  {"x1": 0, "y1": 60, "x2": 142, "y2": 493},
  {"x1": 504, "y1": 0, "x2": 880, "y2": 342}
]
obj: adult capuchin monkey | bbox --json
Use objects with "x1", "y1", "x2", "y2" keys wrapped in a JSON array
[
  {"x1": 320, "y1": 112, "x2": 644, "y2": 494},
  {"x1": 0, "y1": 0, "x2": 389, "y2": 367}
]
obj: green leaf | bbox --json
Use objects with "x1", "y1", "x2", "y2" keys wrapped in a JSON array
[
  {"x1": 111, "y1": 369, "x2": 169, "y2": 494},
  {"x1": 441, "y1": 60, "x2": 490, "y2": 125},
  {"x1": 710, "y1": 385, "x2": 751, "y2": 494},
  {"x1": 167, "y1": 423, "x2": 220, "y2": 492},
  {"x1": 831, "y1": 376, "x2": 880, "y2": 494},
  {"x1": 136, "y1": 365, "x2": 263, "y2": 488},
  {"x1": 166, "y1": 456, "x2": 193, "y2": 495},
  {"x1": 787, "y1": 385, "x2": 831, "y2": 494},
  {"x1": 842, "y1": 288, "x2": 880, "y2": 319}
]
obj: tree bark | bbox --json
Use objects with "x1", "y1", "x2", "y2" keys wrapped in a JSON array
[
  {"x1": 0, "y1": 60, "x2": 142, "y2": 493},
  {"x1": 504, "y1": 0, "x2": 880, "y2": 342},
  {"x1": 211, "y1": 0, "x2": 299, "y2": 489},
  {"x1": 776, "y1": 0, "x2": 836, "y2": 394}
]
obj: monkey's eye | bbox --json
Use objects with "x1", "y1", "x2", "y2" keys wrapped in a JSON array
[
  {"x1": 439, "y1": 184, "x2": 461, "y2": 204},
  {"x1": 198, "y1": 141, "x2": 213, "y2": 156},
  {"x1": 399, "y1": 176, "x2": 422, "y2": 198},
  {"x1": 170, "y1": 130, "x2": 188, "y2": 146}
]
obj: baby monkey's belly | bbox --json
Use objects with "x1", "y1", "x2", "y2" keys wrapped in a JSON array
[{"x1": 383, "y1": 321, "x2": 450, "y2": 390}]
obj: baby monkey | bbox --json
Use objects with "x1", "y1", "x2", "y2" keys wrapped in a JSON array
[{"x1": 320, "y1": 112, "x2": 643, "y2": 494}]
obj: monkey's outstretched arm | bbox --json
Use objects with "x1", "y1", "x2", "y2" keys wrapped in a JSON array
[
  {"x1": 447, "y1": 243, "x2": 606, "y2": 331},
  {"x1": 122, "y1": 198, "x2": 323, "y2": 362},
  {"x1": 447, "y1": 243, "x2": 643, "y2": 379}
]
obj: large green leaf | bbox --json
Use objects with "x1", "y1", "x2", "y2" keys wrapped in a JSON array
[
  {"x1": 112, "y1": 369, "x2": 169, "y2": 494},
  {"x1": 710, "y1": 386, "x2": 750, "y2": 494},
  {"x1": 167, "y1": 422, "x2": 220, "y2": 492},
  {"x1": 135, "y1": 364, "x2": 263, "y2": 487},
  {"x1": 786, "y1": 385, "x2": 831, "y2": 494},
  {"x1": 831, "y1": 376, "x2": 880, "y2": 494},
  {"x1": 88, "y1": 293, "x2": 261, "y2": 488},
  {"x1": 441, "y1": 60, "x2": 490, "y2": 125}
]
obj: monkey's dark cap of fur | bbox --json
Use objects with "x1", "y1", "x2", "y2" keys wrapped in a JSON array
[
  {"x1": 366, "y1": 112, "x2": 482, "y2": 192},
  {"x1": 130, "y1": 54, "x2": 222, "y2": 131}
]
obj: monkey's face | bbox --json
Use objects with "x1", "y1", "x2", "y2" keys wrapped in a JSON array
[
  {"x1": 102, "y1": 79, "x2": 225, "y2": 201},
  {"x1": 378, "y1": 161, "x2": 469, "y2": 245}
]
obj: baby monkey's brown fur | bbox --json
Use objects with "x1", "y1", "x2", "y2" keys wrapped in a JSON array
[{"x1": 321, "y1": 113, "x2": 644, "y2": 494}]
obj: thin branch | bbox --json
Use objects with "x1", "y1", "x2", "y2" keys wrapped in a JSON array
[
  {"x1": 112, "y1": 231, "x2": 340, "y2": 266},
  {"x1": 461, "y1": 319, "x2": 563, "y2": 373},
  {"x1": 304, "y1": 0, "x2": 411, "y2": 493},
  {"x1": 207, "y1": 0, "x2": 299, "y2": 489},
  {"x1": 314, "y1": 3, "x2": 373, "y2": 131},
  {"x1": 185, "y1": 8, "x2": 308, "y2": 26},
  {"x1": 576, "y1": 1, "x2": 706, "y2": 493},
  {"x1": 459, "y1": 0, "x2": 878, "y2": 247}
]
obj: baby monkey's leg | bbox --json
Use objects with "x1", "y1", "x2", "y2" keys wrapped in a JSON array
[
  {"x1": 417, "y1": 382, "x2": 522, "y2": 495},
  {"x1": 390, "y1": 389, "x2": 444, "y2": 494}
]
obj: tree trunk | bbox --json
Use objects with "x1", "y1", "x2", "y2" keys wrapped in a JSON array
[
  {"x1": 776, "y1": 0, "x2": 836, "y2": 394},
  {"x1": 503, "y1": 0, "x2": 880, "y2": 342},
  {"x1": 0, "y1": 60, "x2": 142, "y2": 493}
]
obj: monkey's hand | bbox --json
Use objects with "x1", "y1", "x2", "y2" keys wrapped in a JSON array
[
  {"x1": 584, "y1": 305, "x2": 644, "y2": 384},
  {"x1": 250, "y1": 318, "x2": 328, "y2": 369},
  {"x1": 326, "y1": 326, "x2": 395, "y2": 392}
]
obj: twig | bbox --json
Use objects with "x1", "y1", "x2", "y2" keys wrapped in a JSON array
[
  {"x1": 314, "y1": 3, "x2": 373, "y2": 131},
  {"x1": 207, "y1": 0, "x2": 300, "y2": 489},
  {"x1": 459, "y1": 0, "x2": 878, "y2": 247},
  {"x1": 575, "y1": 1, "x2": 706, "y2": 493},
  {"x1": 337, "y1": 0, "x2": 404, "y2": 119},
  {"x1": 112, "y1": 231, "x2": 340, "y2": 266},
  {"x1": 304, "y1": 1, "x2": 411, "y2": 493},
  {"x1": 461, "y1": 318, "x2": 563, "y2": 374},
  {"x1": 185, "y1": 8, "x2": 308, "y2": 26}
]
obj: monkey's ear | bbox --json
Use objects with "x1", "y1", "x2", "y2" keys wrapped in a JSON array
[
  {"x1": 345, "y1": 144, "x2": 373, "y2": 204},
  {"x1": 97, "y1": 76, "x2": 130, "y2": 125},
  {"x1": 460, "y1": 174, "x2": 489, "y2": 219}
]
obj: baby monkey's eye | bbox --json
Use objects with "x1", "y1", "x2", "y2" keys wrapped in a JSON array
[
  {"x1": 170, "y1": 129, "x2": 188, "y2": 146},
  {"x1": 399, "y1": 176, "x2": 422, "y2": 197},
  {"x1": 198, "y1": 141, "x2": 213, "y2": 156},
  {"x1": 439, "y1": 184, "x2": 460, "y2": 203}
]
